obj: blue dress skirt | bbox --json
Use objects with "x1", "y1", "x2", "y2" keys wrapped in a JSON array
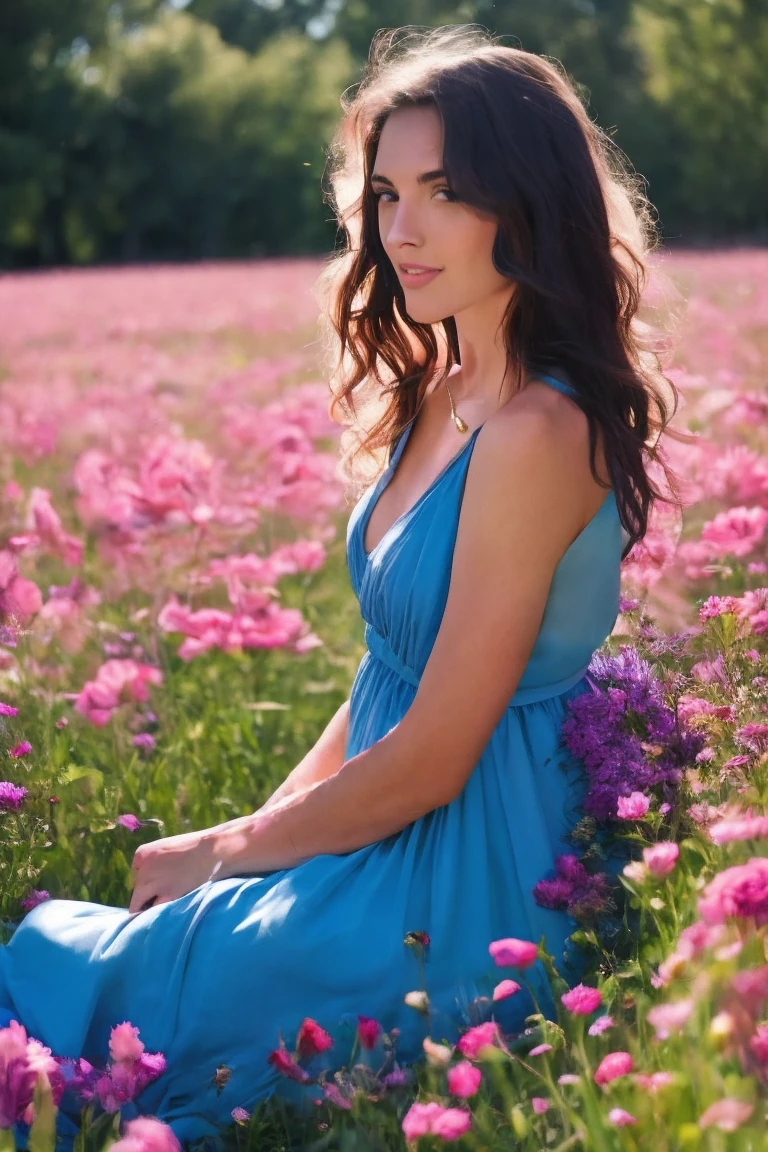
[{"x1": 0, "y1": 373, "x2": 626, "y2": 1147}]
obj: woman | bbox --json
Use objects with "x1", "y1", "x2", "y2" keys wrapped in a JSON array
[{"x1": 1, "y1": 24, "x2": 685, "y2": 1148}]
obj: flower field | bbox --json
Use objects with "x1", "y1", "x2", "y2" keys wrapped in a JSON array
[{"x1": 1, "y1": 250, "x2": 767, "y2": 1150}]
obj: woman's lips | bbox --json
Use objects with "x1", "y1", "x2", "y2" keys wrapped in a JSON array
[{"x1": 399, "y1": 268, "x2": 442, "y2": 288}]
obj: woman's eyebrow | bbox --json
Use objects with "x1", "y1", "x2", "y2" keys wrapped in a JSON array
[{"x1": 370, "y1": 169, "x2": 446, "y2": 187}]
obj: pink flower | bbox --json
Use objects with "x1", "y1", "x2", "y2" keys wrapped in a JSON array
[
  {"x1": 633, "y1": 1070, "x2": 673, "y2": 1093},
  {"x1": 109, "y1": 1023, "x2": 145, "y2": 1065},
  {"x1": 532, "y1": 1097, "x2": 550, "y2": 1113},
  {"x1": 117, "y1": 814, "x2": 141, "y2": 831},
  {"x1": 594, "y1": 1052, "x2": 633, "y2": 1086},
  {"x1": 588, "y1": 1015, "x2": 615, "y2": 1036},
  {"x1": 356, "y1": 1016, "x2": 381, "y2": 1051},
  {"x1": 698, "y1": 1098, "x2": 754, "y2": 1132},
  {"x1": 231, "y1": 1106, "x2": 251, "y2": 1123},
  {"x1": 111, "y1": 1117, "x2": 182, "y2": 1152},
  {"x1": 402, "y1": 1101, "x2": 471, "y2": 1141},
  {"x1": 0, "y1": 703, "x2": 18, "y2": 716},
  {"x1": 447, "y1": 1060, "x2": 482, "y2": 1098},
  {"x1": 643, "y1": 842, "x2": 679, "y2": 877},
  {"x1": 9, "y1": 741, "x2": 32, "y2": 759},
  {"x1": 561, "y1": 984, "x2": 603, "y2": 1015},
  {"x1": 698, "y1": 858, "x2": 768, "y2": 926},
  {"x1": 0, "y1": 1020, "x2": 39, "y2": 1127},
  {"x1": 457, "y1": 1022, "x2": 504, "y2": 1060},
  {"x1": 267, "y1": 1046, "x2": 311, "y2": 1082},
  {"x1": 699, "y1": 595, "x2": 737, "y2": 621},
  {"x1": 488, "y1": 937, "x2": 538, "y2": 969},
  {"x1": 609, "y1": 1108, "x2": 637, "y2": 1126},
  {"x1": 701, "y1": 507, "x2": 768, "y2": 560},
  {"x1": 528, "y1": 1043, "x2": 553, "y2": 1056},
  {"x1": 748, "y1": 1023, "x2": 768, "y2": 1064},
  {"x1": 616, "y1": 792, "x2": 651, "y2": 819},
  {"x1": 492, "y1": 979, "x2": 521, "y2": 1000},
  {"x1": 646, "y1": 999, "x2": 694, "y2": 1040},
  {"x1": 296, "y1": 1018, "x2": 333, "y2": 1059},
  {"x1": 709, "y1": 813, "x2": 768, "y2": 844},
  {"x1": 74, "y1": 659, "x2": 162, "y2": 727},
  {"x1": 431, "y1": 1107, "x2": 472, "y2": 1140},
  {"x1": 28, "y1": 488, "x2": 84, "y2": 568}
]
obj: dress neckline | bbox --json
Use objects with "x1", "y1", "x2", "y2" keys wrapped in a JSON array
[
  {"x1": 358, "y1": 372, "x2": 609, "y2": 563},
  {"x1": 361, "y1": 420, "x2": 483, "y2": 559}
]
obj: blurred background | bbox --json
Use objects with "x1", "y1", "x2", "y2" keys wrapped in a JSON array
[{"x1": 2, "y1": 0, "x2": 767, "y2": 270}]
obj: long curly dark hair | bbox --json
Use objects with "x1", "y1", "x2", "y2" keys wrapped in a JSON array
[{"x1": 312, "y1": 25, "x2": 693, "y2": 561}]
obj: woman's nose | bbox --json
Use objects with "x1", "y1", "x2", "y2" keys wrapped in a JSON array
[{"x1": 384, "y1": 201, "x2": 424, "y2": 247}]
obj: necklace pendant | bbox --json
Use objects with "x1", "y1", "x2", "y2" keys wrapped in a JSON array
[{"x1": 452, "y1": 413, "x2": 469, "y2": 433}]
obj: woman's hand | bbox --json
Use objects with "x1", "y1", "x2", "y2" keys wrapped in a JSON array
[{"x1": 128, "y1": 828, "x2": 222, "y2": 914}]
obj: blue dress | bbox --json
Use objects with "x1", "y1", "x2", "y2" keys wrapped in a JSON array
[{"x1": 0, "y1": 373, "x2": 626, "y2": 1148}]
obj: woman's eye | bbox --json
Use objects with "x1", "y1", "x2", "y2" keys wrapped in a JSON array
[{"x1": 372, "y1": 188, "x2": 457, "y2": 203}]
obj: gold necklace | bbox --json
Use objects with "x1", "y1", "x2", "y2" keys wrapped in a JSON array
[{"x1": 444, "y1": 375, "x2": 469, "y2": 433}]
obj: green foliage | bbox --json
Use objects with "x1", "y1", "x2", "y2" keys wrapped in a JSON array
[{"x1": 0, "y1": 1, "x2": 765, "y2": 268}]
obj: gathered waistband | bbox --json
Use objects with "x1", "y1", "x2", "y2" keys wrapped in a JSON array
[{"x1": 363, "y1": 622, "x2": 592, "y2": 707}]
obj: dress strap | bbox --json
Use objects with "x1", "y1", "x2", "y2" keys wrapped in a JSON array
[{"x1": 534, "y1": 373, "x2": 577, "y2": 398}]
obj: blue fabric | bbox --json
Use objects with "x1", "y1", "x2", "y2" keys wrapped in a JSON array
[{"x1": 0, "y1": 374, "x2": 625, "y2": 1148}]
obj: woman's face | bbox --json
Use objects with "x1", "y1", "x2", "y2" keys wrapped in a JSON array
[{"x1": 371, "y1": 104, "x2": 513, "y2": 325}]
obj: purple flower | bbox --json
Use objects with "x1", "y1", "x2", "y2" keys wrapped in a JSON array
[
  {"x1": 561, "y1": 647, "x2": 703, "y2": 822},
  {"x1": 0, "y1": 703, "x2": 18, "y2": 717},
  {"x1": 0, "y1": 782, "x2": 28, "y2": 810},
  {"x1": 117, "y1": 814, "x2": 141, "y2": 831},
  {"x1": 20, "y1": 890, "x2": 50, "y2": 912},
  {"x1": 9, "y1": 741, "x2": 31, "y2": 759},
  {"x1": 132, "y1": 733, "x2": 156, "y2": 752},
  {"x1": 533, "y1": 853, "x2": 612, "y2": 921}
]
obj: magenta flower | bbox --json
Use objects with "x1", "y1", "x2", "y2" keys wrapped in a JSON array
[
  {"x1": 0, "y1": 782, "x2": 28, "y2": 810},
  {"x1": 488, "y1": 937, "x2": 538, "y2": 968},
  {"x1": 528, "y1": 1043, "x2": 553, "y2": 1056},
  {"x1": 447, "y1": 1060, "x2": 482, "y2": 1098},
  {"x1": 111, "y1": 1117, "x2": 182, "y2": 1152},
  {"x1": 457, "y1": 1022, "x2": 504, "y2": 1060},
  {"x1": 594, "y1": 1051, "x2": 633, "y2": 1085},
  {"x1": 356, "y1": 1016, "x2": 381, "y2": 1050},
  {"x1": 643, "y1": 841, "x2": 679, "y2": 877},
  {"x1": 231, "y1": 1107, "x2": 251, "y2": 1123},
  {"x1": 20, "y1": 890, "x2": 50, "y2": 912},
  {"x1": 493, "y1": 979, "x2": 521, "y2": 1000},
  {"x1": 532, "y1": 1097, "x2": 550, "y2": 1114},
  {"x1": 117, "y1": 814, "x2": 141, "y2": 831},
  {"x1": 267, "y1": 1046, "x2": 310, "y2": 1083},
  {"x1": 9, "y1": 741, "x2": 31, "y2": 759},
  {"x1": 561, "y1": 984, "x2": 603, "y2": 1015},
  {"x1": 0, "y1": 703, "x2": 18, "y2": 716},
  {"x1": 698, "y1": 857, "x2": 768, "y2": 927},
  {"x1": 402, "y1": 1101, "x2": 471, "y2": 1141},
  {"x1": 0, "y1": 1020, "x2": 38, "y2": 1127},
  {"x1": 588, "y1": 1015, "x2": 615, "y2": 1036},
  {"x1": 296, "y1": 1017, "x2": 333, "y2": 1059}
]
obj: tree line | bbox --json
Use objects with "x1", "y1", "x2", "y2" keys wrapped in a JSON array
[{"x1": 1, "y1": 0, "x2": 766, "y2": 269}]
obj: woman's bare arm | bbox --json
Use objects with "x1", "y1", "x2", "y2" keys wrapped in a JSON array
[{"x1": 258, "y1": 697, "x2": 351, "y2": 813}]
